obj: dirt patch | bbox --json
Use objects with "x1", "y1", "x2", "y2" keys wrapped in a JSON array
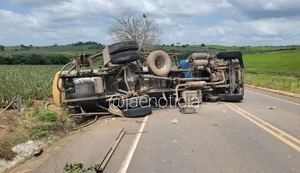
[{"x1": 0, "y1": 101, "x2": 74, "y2": 172}]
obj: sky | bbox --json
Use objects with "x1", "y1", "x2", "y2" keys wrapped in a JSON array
[{"x1": 1, "y1": 0, "x2": 300, "y2": 46}]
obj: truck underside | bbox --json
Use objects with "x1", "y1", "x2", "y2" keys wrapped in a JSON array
[{"x1": 53, "y1": 41, "x2": 245, "y2": 119}]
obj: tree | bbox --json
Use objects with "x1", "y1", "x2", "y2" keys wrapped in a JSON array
[
  {"x1": 0, "y1": 55, "x2": 7, "y2": 64},
  {"x1": 239, "y1": 46, "x2": 246, "y2": 50},
  {"x1": 108, "y1": 11, "x2": 162, "y2": 51},
  {"x1": 176, "y1": 42, "x2": 181, "y2": 46},
  {"x1": 201, "y1": 43, "x2": 205, "y2": 47},
  {"x1": 0, "y1": 45, "x2": 4, "y2": 51},
  {"x1": 170, "y1": 43, "x2": 175, "y2": 47}
]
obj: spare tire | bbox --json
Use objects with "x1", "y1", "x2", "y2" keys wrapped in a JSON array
[
  {"x1": 119, "y1": 95, "x2": 150, "y2": 109},
  {"x1": 109, "y1": 41, "x2": 139, "y2": 55},
  {"x1": 216, "y1": 51, "x2": 242, "y2": 59},
  {"x1": 110, "y1": 50, "x2": 140, "y2": 64},
  {"x1": 122, "y1": 106, "x2": 152, "y2": 118},
  {"x1": 147, "y1": 50, "x2": 172, "y2": 76}
]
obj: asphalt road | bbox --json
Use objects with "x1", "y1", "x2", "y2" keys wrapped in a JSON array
[{"x1": 6, "y1": 87, "x2": 300, "y2": 173}]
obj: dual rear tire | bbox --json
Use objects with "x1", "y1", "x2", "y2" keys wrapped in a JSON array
[{"x1": 108, "y1": 41, "x2": 140, "y2": 64}]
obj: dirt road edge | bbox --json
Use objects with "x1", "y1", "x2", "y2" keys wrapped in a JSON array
[{"x1": 245, "y1": 84, "x2": 300, "y2": 99}]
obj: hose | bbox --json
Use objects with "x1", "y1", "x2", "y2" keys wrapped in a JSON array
[
  {"x1": 73, "y1": 116, "x2": 98, "y2": 130},
  {"x1": 73, "y1": 115, "x2": 114, "y2": 130},
  {"x1": 0, "y1": 96, "x2": 17, "y2": 115},
  {"x1": 56, "y1": 62, "x2": 74, "y2": 92}
]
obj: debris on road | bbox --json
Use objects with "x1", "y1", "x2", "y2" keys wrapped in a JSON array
[
  {"x1": 171, "y1": 118, "x2": 179, "y2": 124},
  {"x1": 211, "y1": 124, "x2": 219, "y2": 126},
  {"x1": 222, "y1": 110, "x2": 227, "y2": 115},
  {"x1": 179, "y1": 107, "x2": 197, "y2": 114},
  {"x1": 267, "y1": 106, "x2": 276, "y2": 110},
  {"x1": 96, "y1": 128, "x2": 126, "y2": 173},
  {"x1": 33, "y1": 147, "x2": 43, "y2": 157}
]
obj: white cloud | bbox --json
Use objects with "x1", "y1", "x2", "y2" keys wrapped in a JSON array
[
  {"x1": 2, "y1": 0, "x2": 300, "y2": 46},
  {"x1": 161, "y1": 18, "x2": 300, "y2": 46}
]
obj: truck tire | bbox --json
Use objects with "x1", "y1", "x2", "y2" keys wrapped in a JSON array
[
  {"x1": 110, "y1": 50, "x2": 140, "y2": 64},
  {"x1": 119, "y1": 95, "x2": 150, "y2": 109},
  {"x1": 108, "y1": 41, "x2": 139, "y2": 55},
  {"x1": 219, "y1": 94, "x2": 243, "y2": 102},
  {"x1": 122, "y1": 106, "x2": 152, "y2": 118},
  {"x1": 216, "y1": 51, "x2": 245, "y2": 68},
  {"x1": 147, "y1": 50, "x2": 172, "y2": 76},
  {"x1": 216, "y1": 51, "x2": 242, "y2": 59}
]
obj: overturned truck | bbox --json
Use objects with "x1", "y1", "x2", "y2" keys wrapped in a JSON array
[{"x1": 53, "y1": 41, "x2": 245, "y2": 119}]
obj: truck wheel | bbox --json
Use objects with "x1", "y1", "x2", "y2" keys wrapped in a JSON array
[
  {"x1": 147, "y1": 50, "x2": 172, "y2": 76},
  {"x1": 219, "y1": 94, "x2": 243, "y2": 102},
  {"x1": 122, "y1": 106, "x2": 152, "y2": 118},
  {"x1": 109, "y1": 41, "x2": 139, "y2": 55},
  {"x1": 216, "y1": 51, "x2": 242, "y2": 59},
  {"x1": 119, "y1": 95, "x2": 150, "y2": 109},
  {"x1": 110, "y1": 50, "x2": 140, "y2": 64}
]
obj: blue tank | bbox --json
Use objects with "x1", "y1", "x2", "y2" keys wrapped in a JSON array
[{"x1": 179, "y1": 59, "x2": 194, "y2": 80}]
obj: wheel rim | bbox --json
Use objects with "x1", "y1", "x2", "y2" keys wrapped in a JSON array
[{"x1": 155, "y1": 56, "x2": 166, "y2": 70}]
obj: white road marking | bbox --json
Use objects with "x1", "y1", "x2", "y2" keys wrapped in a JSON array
[
  {"x1": 118, "y1": 116, "x2": 149, "y2": 173},
  {"x1": 247, "y1": 89, "x2": 300, "y2": 106}
]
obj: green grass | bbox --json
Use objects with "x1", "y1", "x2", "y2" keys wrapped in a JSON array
[
  {"x1": 245, "y1": 73, "x2": 300, "y2": 94},
  {"x1": 243, "y1": 49, "x2": 300, "y2": 93},
  {"x1": 0, "y1": 107, "x2": 74, "y2": 160},
  {"x1": 0, "y1": 44, "x2": 103, "y2": 58},
  {"x1": 244, "y1": 50, "x2": 300, "y2": 75}
]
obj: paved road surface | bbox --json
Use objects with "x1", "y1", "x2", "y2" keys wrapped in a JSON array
[{"x1": 6, "y1": 87, "x2": 300, "y2": 173}]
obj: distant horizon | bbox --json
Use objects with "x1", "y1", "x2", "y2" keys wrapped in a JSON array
[{"x1": 2, "y1": 42, "x2": 300, "y2": 48}]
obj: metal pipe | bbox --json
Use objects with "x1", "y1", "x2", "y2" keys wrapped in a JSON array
[
  {"x1": 175, "y1": 81, "x2": 207, "y2": 105},
  {"x1": 175, "y1": 83, "x2": 188, "y2": 104},
  {"x1": 176, "y1": 77, "x2": 210, "y2": 81},
  {"x1": 207, "y1": 70, "x2": 226, "y2": 85},
  {"x1": 88, "y1": 51, "x2": 103, "y2": 61},
  {"x1": 124, "y1": 68, "x2": 131, "y2": 91},
  {"x1": 57, "y1": 62, "x2": 74, "y2": 92},
  {"x1": 143, "y1": 75, "x2": 209, "y2": 81},
  {"x1": 142, "y1": 75, "x2": 172, "y2": 81},
  {"x1": 69, "y1": 112, "x2": 110, "y2": 117},
  {"x1": 215, "y1": 67, "x2": 228, "y2": 70}
]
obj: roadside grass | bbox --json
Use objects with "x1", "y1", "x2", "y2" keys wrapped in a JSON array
[
  {"x1": 245, "y1": 73, "x2": 300, "y2": 94},
  {"x1": 0, "y1": 116, "x2": 28, "y2": 160},
  {"x1": 243, "y1": 50, "x2": 300, "y2": 93},
  {"x1": 0, "y1": 106, "x2": 74, "y2": 161}
]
